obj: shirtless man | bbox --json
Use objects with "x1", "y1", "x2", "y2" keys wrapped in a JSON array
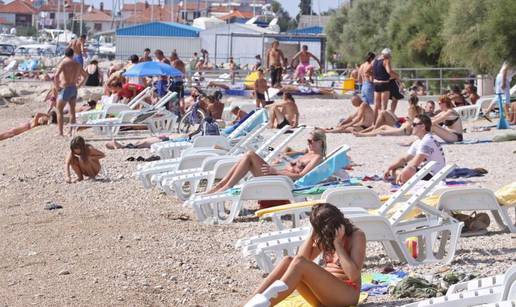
[
  {"x1": 292, "y1": 45, "x2": 322, "y2": 84},
  {"x1": 206, "y1": 95, "x2": 224, "y2": 120},
  {"x1": 254, "y1": 68, "x2": 268, "y2": 107},
  {"x1": 358, "y1": 52, "x2": 375, "y2": 105},
  {"x1": 170, "y1": 52, "x2": 186, "y2": 113},
  {"x1": 323, "y1": 95, "x2": 374, "y2": 133},
  {"x1": 267, "y1": 92, "x2": 299, "y2": 129},
  {"x1": 266, "y1": 41, "x2": 287, "y2": 88},
  {"x1": 54, "y1": 48, "x2": 88, "y2": 136},
  {"x1": 69, "y1": 34, "x2": 87, "y2": 67},
  {"x1": 140, "y1": 48, "x2": 152, "y2": 62}
]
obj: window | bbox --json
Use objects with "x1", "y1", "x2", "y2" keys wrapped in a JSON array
[
  {"x1": 50, "y1": 12, "x2": 55, "y2": 19},
  {"x1": 68, "y1": 13, "x2": 74, "y2": 19},
  {"x1": 94, "y1": 23, "x2": 102, "y2": 31}
]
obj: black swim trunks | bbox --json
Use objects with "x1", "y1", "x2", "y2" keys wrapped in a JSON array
[
  {"x1": 276, "y1": 118, "x2": 290, "y2": 129},
  {"x1": 374, "y1": 81, "x2": 390, "y2": 92},
  {"x1": 270, "y1": 66, "x2": 283, "y2": 87},
  {"x1": 256, "y1": 92, "x2": 266, "y2": 101},
  {"x1": 169, "y1": 80, "x2": 185, "y2": 98}
]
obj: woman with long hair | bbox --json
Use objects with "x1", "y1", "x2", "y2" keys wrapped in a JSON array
[
  {"x1": 248, "y1": 203, "x2": 366, "y2": 306},
  {"x1": 206, "y1": 129, "x2": 326, "y2": 194},
  {"x1": 65, "y1": 136, "x2": 105, "y2": 183},
  {"x1": 432, "y1": 95, "x2": 464, "y2": 143},
  {"x1": 0, "y1": 112, "x2": 57, "y2": 141}
]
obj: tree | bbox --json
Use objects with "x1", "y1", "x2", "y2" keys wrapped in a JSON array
[
  {"x1": 325, "y1": 6, "x2": 348, "y2": 65},
  {"x1": 271, "y1": 0, "x2": 297, "y2": 32},
  {"x1": 299, "y1": 0, "x2": 313, "y2": 16},
  {"x1": 440, "y1": 0, "x2": 516, "y2": 73},
  {"x1": 387, "y1": 0, "x2": 449, "y2": 67}
]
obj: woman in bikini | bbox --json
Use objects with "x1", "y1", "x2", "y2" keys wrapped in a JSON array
[
  {"x1": 65, "y1": 136, "x2": 105, "y2": 183},
  {"x1": 205, "y1": 129, "x2": 326, "y2": 194},
  {"x1": 432, "y1": 95, "x2": 464, "y2": 143},
  {"x1": 247, "y1": 203, "x2": 366, "y2": 306},
  {"x1": 0, "y1": 112, "x2": 57, "y2": 141},
  {"x1": 354, "y1": 95, "x2": 423, "y2": 137}
]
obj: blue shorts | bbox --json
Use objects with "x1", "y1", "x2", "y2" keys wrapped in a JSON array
[
  {"x1": 58, "y1": 85, "x2": 78, "y2": 102},
  {"x1": 72, "y1": 55, "x2": 84, "y2": 67},
  {"x1": 361, "y1": 80, "x2": 374, "y2": 104}
]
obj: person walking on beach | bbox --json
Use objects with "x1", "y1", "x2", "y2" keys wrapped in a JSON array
[
  {"x1": 65, "y1": 136, "x2": 105, "y2": 183},
  {"x1": 358, "y1": 52, "x2": 375, "y2": 105},
  {"x1": 292, "y1": 45, "x2": 322, "y2": 84},
  {"x1": 54, "y1": 48, "x2": 88, "y2": 136},
  {"x1": 254, "y1": 68, "x2": 268, "y2": 108},
  {"x1": 266, "y1": 41, "x2": 287, "y2": 88},
  {"x1": 68, "y1": 34, "x2": 87, "y2": 67},
  {"x1": 372, "y1": 48, "x2": 400, "y2": 122},
  {"x1": 494, "y1": 61, "x2": 515, "y2": 128},
  {"x1": 170, "y1": 52, "x2": 186, "y2": 113}
]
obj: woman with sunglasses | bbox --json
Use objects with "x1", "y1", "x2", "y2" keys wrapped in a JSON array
[
  {"x1": 205, "y1": 129, "x2": 326, "y2": 194},
  {"x1": 431, "y1": 95, "x2": 464, "y2": 143}
]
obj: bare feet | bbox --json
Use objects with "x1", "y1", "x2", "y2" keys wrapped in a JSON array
[{"x1": 105, "y1": 140, "x2": 122, "y2": 150}]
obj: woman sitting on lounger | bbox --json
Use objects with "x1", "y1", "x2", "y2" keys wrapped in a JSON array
[
  {"x1": 0, "y1": 112, "x2": 57, "y2": 141},
  {"x1": 247, "y1": 203, "x2": 365, "y2": 306},
  {"x1": 206, "y1": 129, "x2": 326, "y2": 194},
  {"x1": 432, "y1": 95, "x2": 464, "y2": 143},
  {"x1": 354, "y1": 95, "x2": 423, "y2": 137}
]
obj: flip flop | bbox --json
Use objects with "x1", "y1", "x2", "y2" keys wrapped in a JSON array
[
  {"x1": 145, "y1": 155, "x2": 160, "y2": 162},
  {"x1": 126, "y1": 157, "x2": 135, "y2": 161},
  {"x1": 44, "y1": 202, "x2": 63, "y2": 210},
  {"x1": 136, "y1": 156, "x2": 145, "y2": 161}
]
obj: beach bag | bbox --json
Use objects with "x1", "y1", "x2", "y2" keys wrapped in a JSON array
[
  {"x1": 452, "y1": 211, "x2": 490, "y2": 234},
  {"x1": 495, "y1": 182, "x2": 516, "y2": 207},
  {"x1": 202, "y1": 118, "x2": 220, "y2": 136}
]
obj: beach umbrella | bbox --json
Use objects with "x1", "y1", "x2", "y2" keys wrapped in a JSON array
[{"x1": 123, "y1": 61, "x2": 183, "y2": 78}]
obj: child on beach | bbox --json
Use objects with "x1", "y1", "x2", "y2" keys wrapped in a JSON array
[
  {"x1": 254, "y1": 69, "x2": 269, "y2": 108},
  {"x1": 65, "y1": 136, "x2": 105, "y2": 183}
]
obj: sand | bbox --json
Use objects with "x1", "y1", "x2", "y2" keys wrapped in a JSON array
[{"x1": 0, "y1": 82, "x2": 514, "y2": 306}]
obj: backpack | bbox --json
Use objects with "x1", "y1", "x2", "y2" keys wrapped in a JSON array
[{"x1": 202, "y1": 117, "x2": 220, "y2": 136}]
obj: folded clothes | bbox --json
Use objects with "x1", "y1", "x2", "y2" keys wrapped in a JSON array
[{"x1": 447, "y1": 167, "x2": 488, "y2": 178}]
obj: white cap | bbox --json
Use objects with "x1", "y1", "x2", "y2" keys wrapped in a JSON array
[{"x1": 381, "y1": 48, "x2": 392, "y2": 56}]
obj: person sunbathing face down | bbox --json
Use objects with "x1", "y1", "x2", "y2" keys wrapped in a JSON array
[
  {"x1": 205, "y1": 129, "x2": 326, "y2": 194},
  {"x1": 248, "y1": 203, "x2": 365, "y2": 306}
]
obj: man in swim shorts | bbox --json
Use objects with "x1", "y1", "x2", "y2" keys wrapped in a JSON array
[
  {"x1": 266, "y1": 41, "x2": 287, "y2": 88},
  {"x1": 69, "y1": 34, "x2": 87, "y2": 67},
  {"x1": 54, "y1": 48, "x2": 88, "y2": 136},
  {"x1": 323, "y1": 95, "x2": 374, "y2": 133},
  {"x1": 358, "y1": 52, "x2": 375, "y2": 105},
  {"x1": 267, "y1": 92, "x2": 299, "y2": 129},
  {"x1": 292, "y1": 45, "x2": 321, "y2": 84},
  {"x1": 254, "y1": 69, "x2": 269, "y2": 107}
]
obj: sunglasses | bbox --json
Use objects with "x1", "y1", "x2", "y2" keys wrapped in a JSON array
[
  {"x1": 307, "y1": 138, "x2": 318, "y2": 144},
  {"x1": 412, "y1": 122, "x2": 424, "y2": 127}
]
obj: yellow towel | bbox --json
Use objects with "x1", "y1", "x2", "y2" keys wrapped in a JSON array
[
  {"x1": 244, "y1": 71, "x2": 260, "y2": 88},
  {"x1": 495, "y1": 182, "x2": 516, "y2": 207},
  {"x1": 255, "y1": 201, "x2": 322, "y2": 218},
  {"x1": 277, "y1": 292, "x2": 368, "y2": 307}
]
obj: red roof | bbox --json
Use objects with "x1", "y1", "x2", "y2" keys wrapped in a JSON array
[
  {"x1": 123, "y1": 1, "x2": 206, "y2": 12},
  {"x1": 0, "y1": 0, "x2": 36, "y2": 14},
  {"x1": 39, "y1": 0, "x2": 90, "y2": 13},
  {"x1": 123, "y1": 6, "x2": 183, "y2": 24},
  {"x1": 219, "y1": 9, "x2": 254, "y2": 20},
  {"x1": 76, "y1": 10, "x2": 112, "y2": 22}
]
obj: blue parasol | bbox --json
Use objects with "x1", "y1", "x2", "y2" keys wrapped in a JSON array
[{"x1": 123, "y1": 61, "x2": 183, "y2": 78}]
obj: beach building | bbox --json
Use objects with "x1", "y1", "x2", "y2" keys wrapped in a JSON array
[
  {"x1": 277, "y1": 26, "x2": 325, "y2": 63},
  {"x1": 198, "y1": 22, "x2": 276, "y2": 66},
  {"x1": 38, "y1": 0, "x2": 91, "y2": 29},
  {"x1": 0, "y1": 0, "x2": 37, "y2": 27},
  {"x1": 74, "y1": 8, "x2": 112, "y2": 34},
  {"x1": 115, "y1": 21, "x2": 201, "y2": 59}
]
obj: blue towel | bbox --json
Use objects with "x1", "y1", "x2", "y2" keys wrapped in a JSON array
[{"x1": 294, "y1": 148, "x2": 350, "y2": 189}]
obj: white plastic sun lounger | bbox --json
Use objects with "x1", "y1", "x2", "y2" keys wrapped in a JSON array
[
  {"x1": 402, "y1": 265, "x2": 516, "y2": 307},
  {"x1": 435, "y1": 187, "x2": 515, "y2": 233},
  {"x1": 447, "y1": 266, "x2": 516, "y2": 296},
  {"x1": 185, "y1": 145, "x2": 351, "y2": 224},
  {"x1": 150, "y1": 108, "x2": 268, "y2": 159}
]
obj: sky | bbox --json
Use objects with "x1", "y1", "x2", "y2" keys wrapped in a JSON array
[{"x1": 277, "y1": 0, "x2": 345, "y2": 17}]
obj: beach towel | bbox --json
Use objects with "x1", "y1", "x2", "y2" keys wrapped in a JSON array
[
  {"x1": 493, "y1": 133, "x2": 516, "y2": 142},
  {"x1": 441, "y1": 139, "x2": 492, "y2": 145},
  {"x1": 361, "y1": 271, "x2": 408, "y2": 296},
  {"x1": 446, "y1": 168, "x2": 488, "y2": 178},
  {"x1": 294, "y1": 150, "x2": 350, "y2": 189},
  {"x1": 276, "y1": 292, "x2": 368, "y2": 307}
]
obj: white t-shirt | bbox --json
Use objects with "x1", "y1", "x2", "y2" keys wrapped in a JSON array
[{"x1": 407, "y1": 133, "x2": 446, "y2": 174}]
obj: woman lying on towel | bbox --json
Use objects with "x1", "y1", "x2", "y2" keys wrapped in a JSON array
[
  {"x1": 353, "y1": 95, "x2": 423, "y2": 137},
  {"x1": 247, "y1": 203, "x2": 365, "y2": 306},
  {"x1": 205, "y1": 129, "x2": 326, "y2": 194}
]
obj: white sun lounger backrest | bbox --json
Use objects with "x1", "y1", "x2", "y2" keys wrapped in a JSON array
[
  {"x1": 377, "y1": 162, "x2": 435, "y2": 217},
  {"x1": 322, "y1": 186, "x2": 382, "y2": 210},
  {"x1": 127, "y1": 87, "x2": 152, "y2": 109},
  {"x1": 229, "y1": 123, "x2": 268, "y2": 154},
  {"x1": 502, "y1": 266, "x2": 516, "y2": 301},
  {"x1": 227, "y1": 109, "x2": 266, "y2": 140},
  {"x1": 263, "y1": 126, "x2": 306, "y2": 162},
  {"x1": 153, "y1": 91, "x2": 177, "y2": 110},
  {"x1": 254, "y1": 125, "x2": 294, "y2": 158},
  {"x1": 388, "y1": 164, "x2": 456, "y2": 226}
]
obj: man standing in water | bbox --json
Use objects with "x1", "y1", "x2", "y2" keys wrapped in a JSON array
[
  {"x1": 54, "y1": 48, "x2": 88, "y2": 136},
  {"x1": 69, "y1": 34, "x2": 87, "y2": 67},
  {"x1": 266, "y1": 40, "x2": 287, "y2": 88}
]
